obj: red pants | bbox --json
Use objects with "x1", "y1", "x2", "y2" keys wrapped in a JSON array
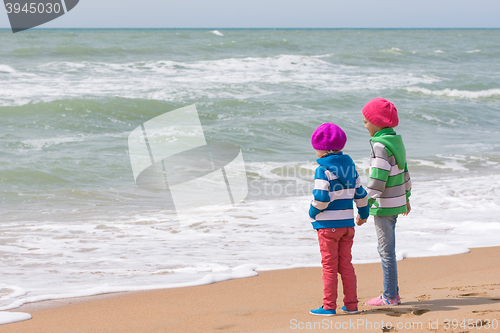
[{"x1": 317, "y1": 227, "x2": 358, "y2": 311}]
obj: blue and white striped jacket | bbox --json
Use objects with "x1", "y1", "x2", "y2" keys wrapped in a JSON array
[{"x1": 309, "y1": 152, "x2": 370, "y2": 229}]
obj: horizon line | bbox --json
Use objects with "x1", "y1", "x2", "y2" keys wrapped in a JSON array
[{"x1": 1, "y1": 27, "x2": 499, "y2": 30}]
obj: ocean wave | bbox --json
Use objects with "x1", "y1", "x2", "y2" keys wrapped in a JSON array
[
  {"x1": 406, "y1": 87, "x2": 500, "y2": 99},
  {"x1": 311, "y1": 53, "x2": 335, "y2": 58},
  {"x1": 410, "y1": 158, "x2": 469, "y2": 172},
  {"x1": 210, "y1": 30, "x2": 224, "y2": 36},
  {"x1": 380, "y1": 47, "x2": 403, "y2": 54},
  {"x1": 21, "y1": 136, "x2": 86, "y2": 150},
  {"x1": 0, "y1": 65, "x2": 15, "y2": 73},
  {"x1": 34, "y1": 55, "x2": 337, "y2": 75},
  {"x1": 0, "y1": 55, "x2": 441, "y2": 106},
  {"x1": 12, "y1": 45, "x2": 131, "y2": 57},
  {"x1": 245, "y1": 155, "x2": 497, "y2": 185}
]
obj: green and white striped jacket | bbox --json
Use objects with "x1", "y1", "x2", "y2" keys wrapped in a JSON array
[{"x1": 367, "y1": 128, "x2": 411, "y2": 216}]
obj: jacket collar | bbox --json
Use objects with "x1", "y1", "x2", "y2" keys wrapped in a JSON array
[{"x1": 372, "y1": 127, "x2": 396, "y2": 138}]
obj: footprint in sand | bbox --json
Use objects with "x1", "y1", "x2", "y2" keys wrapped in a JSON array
[
  {"x1": 473, "y1": 309, "x2": 500, "y2": 314},
  {"x1": 450, "y1": 284, "x2": 500, "y2": 294},
  {"x1": 458, "y1": 292, "x2": 488, "y2": 297},
  {"x1": 472, "y1": 320, "x2": 491, "y2": 328},
  {"x1": 370, "y1": 308, "x2": 429, "y2": 317},
  {"x1": 432, "y1": 283, "x2": 500, "y2": 301},
  {"x1": 412, "y1": 309, "x2": 430, "y2": 316},
  {"x1": 417, "y1": 294, "x2": 431, "y2": 301}
]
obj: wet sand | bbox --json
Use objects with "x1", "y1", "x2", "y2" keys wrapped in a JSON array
[{"x1": 2, "y1": 246, "x2": 500, "y2": 332}]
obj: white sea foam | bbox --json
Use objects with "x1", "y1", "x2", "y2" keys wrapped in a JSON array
[
  {"x1": 211, "y1": 30, "x2": 224, "y2": 36},
  {"x1": 465, "y1": 50, "x2": 481, "y2": 53},
  {"x1": 311, "y1": 53, "x2": 335, "y2": 58},
  {"x1": 0, "y1": 65, "x2": 16, "y2": 73},
  {"x1": 1, "y1": 173, "x2": 499, "y2": 311},
  {"x1": 0, "y1": 265, "x2": 258, "y2": 311},
  {"x1": 0, "y1": 312, "x2": 31, "y2": 325},
  {"x1": 406, "y1": 87, "x2": 500, "y2": 99},
  {"x1": 21, "y1": 136, "x2": 85, "y2": 150},
  {"x1": 0, "y1": 55, "x2": 442, "y2": 107},
  {"x1": 380, "y1": 47, "x2": 402, "y2": 54},
  {"x1": 410, "y1": 158, "x2": 469, "y2": 172}
]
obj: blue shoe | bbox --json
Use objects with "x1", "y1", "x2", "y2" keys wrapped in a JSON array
[
  {"x1": 310, "y1": 306, "x2": 336, "y2": 316},
  {"x1": 341, "y1": 305, "x2": 359, "y2": 314}
]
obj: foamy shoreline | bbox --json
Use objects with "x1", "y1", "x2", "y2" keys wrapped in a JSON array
[
  {"x1": 2, "y1": 246, "x2": 499, "y2": 332},
  {"x1": 2, "y1": 172, "x2": 500, "y2": 314}
]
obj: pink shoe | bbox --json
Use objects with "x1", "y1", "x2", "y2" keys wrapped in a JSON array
[{"x1": 365, "y1": 294, "x2": 401, "y2": 306}]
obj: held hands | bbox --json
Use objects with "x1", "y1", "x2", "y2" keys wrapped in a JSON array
[
  {"x1": 355, "y1": 214, "x2": 367, "y2": 226},
  {"x1": 402, "y1": 201, "x2": 411, "y2": 216},
  {"x1": 356, "y1": 202, "x2": 410, "y2": 226}
]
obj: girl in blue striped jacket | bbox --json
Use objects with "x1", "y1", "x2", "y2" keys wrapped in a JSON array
[{"x1": 309, "y1": 123, "x2": 370, "y2": 316}]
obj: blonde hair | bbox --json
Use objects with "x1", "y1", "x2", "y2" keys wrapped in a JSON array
[{"x1": 319, "y1": 150, "x2": 341, "y2": 158}]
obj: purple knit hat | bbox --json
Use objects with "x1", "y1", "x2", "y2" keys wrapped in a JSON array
[{"x1": 311, "y1": 123, "x2": 347, "y2": 151}]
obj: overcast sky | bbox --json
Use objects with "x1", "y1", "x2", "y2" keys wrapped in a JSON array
[{"x1": 1, "y1": 0, "x2": 499, "y2": 29}]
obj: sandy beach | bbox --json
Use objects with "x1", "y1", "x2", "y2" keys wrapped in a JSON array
[{"x1": 1, "y1": 246, "x2": 498, "y2": 332}]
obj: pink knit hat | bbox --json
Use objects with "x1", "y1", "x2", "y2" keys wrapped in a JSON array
[
  {"x1": 311, "y1": 123, "x2": 347, "y2": 151},
  {"x1": 362, "y1": 97, "x2": 399, "y2": 128}
]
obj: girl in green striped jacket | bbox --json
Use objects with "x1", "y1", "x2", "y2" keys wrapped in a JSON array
[{"x1": 357, "y1": 97, "x2": 412, "y2": 307}]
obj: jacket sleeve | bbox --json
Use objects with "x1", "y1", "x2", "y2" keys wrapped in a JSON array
[
  {"x1": 309, "y1": 166, "x2": 330, "y2": 219},
  {"x1": 404, "y1": 161, "x2": 412, "y2": 202},
  {"x1": 366, "y1": 142, "x2": 390, "y2": 208},
  {"x1": 354, "y1": 174, "x2": 369, "y2": 220}
]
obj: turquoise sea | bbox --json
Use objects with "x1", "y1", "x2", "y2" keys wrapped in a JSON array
[{"x1": 0, "y1": 29, "x2": 499, "y2": 311}]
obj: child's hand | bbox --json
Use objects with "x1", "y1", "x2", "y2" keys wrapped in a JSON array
[
  {"x1": 356, "y1": 214, "x2": 367, "y2": 226},
  {"x1": 402, "y1": 201, "x2": 411, "y2": 216}
]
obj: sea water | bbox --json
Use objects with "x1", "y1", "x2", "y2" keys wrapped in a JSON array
[{"x1": 0, "y1": 29, "x2": 499, "y2": 313}]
